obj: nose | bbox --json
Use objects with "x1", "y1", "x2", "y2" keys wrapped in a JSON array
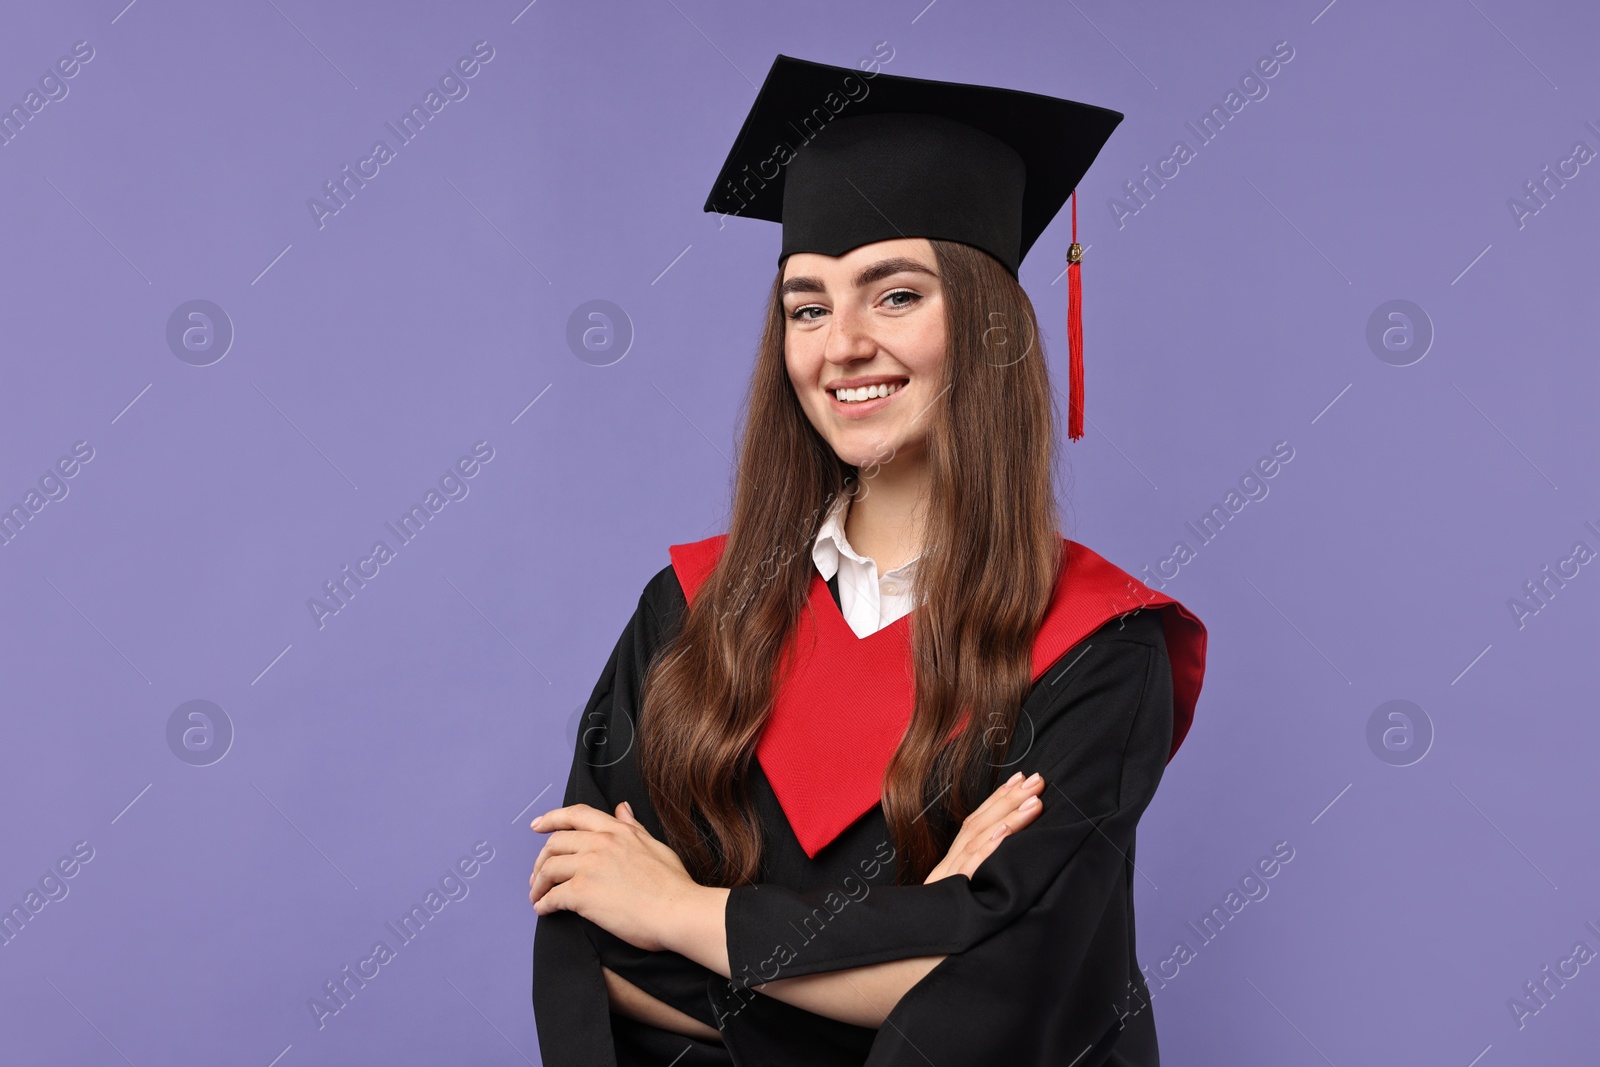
[{"x1": 822, "y1": 303, "x2": 877, "y2": 366}]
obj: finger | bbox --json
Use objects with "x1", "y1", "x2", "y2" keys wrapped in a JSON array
[
  {"x1": 529, "y1": 853, "x2": 581, "y2": 906},
  {"x1": 922, "y1": 774, "x2": 1048, "y2": 885},
  {"x1": 950, "y1": 794, "x2": 1044, "y2": 879},
  {"x1": 989, "y1": 794, "x2": 1043, "y2": 840},
  {"x1": 968, "y1": 771, "x2": 1044, "y2": 829},
  {"x1": 532, "y1": 879, "x2": 569, "y2": 914},
  {"x1": 979, "y1": 790, "x2": 1045, "y2": 846},
  {"x1": 535, "y1": 879, "x2": 588, "y2": 917},
  {"x1": 610, "y1": 802, "x2": 661, "y2": 848},
  {"x1": 532, "y1": 803, "x2": 604, "y2": 832},
  {"x1": 951, "y1": 779, "x2": 1045, "y2": 868},
  {"x1": 947, "y1": 772, "x2": 1016, "y2": 836},
  {"x1": 530, "y1": 829, "x2": 588, "y2": 887},
  {"x1": 954, "y1": 773, "x2": 1045, "y2": 851},
  {"x1": 531, "y1": 803, "x2": 614, "y2": 834}
]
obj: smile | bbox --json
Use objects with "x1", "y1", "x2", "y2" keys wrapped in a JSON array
[{"x1": 829, "y1": 379, "x2": 907, "y2": 405}]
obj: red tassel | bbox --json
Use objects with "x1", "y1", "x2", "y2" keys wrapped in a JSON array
[{"x1": 1066, "y1": 189, "x2": 1085, "y2": 441}]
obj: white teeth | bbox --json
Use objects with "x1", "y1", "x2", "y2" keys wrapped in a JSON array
[{"x1": 833, "y1": 381, "x2": 905, "y2": 403}]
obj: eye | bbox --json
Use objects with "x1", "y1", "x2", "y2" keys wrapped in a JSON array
[
  {"x1": 882, "y1": 289, "x2": 921, "y2": 309},
  {"x1": 788, "y1": 304, "x2": 826, "y2": 321}
]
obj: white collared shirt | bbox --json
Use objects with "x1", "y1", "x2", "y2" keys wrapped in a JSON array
[{"x1": 810, "y1": 494, "x2": 922, "y2": 639}]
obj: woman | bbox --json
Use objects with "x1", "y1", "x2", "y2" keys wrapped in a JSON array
[{"x1": 530, "y1": 55, "x2": 1207, "y2": 1066}]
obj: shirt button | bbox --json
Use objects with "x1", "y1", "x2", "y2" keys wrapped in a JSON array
[{"x1": 881, "y1": 582, "x2": 900, "y2": 595}]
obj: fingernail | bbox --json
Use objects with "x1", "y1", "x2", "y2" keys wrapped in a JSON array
[
  {"x1": 531, "y1": 816, "x2": 543, "y2": 829},
  {"x1": 1006, "y1": 772, "x2": 1023, "y2": 786},
  {"x1": 991, "y1": 822, "x2": 1007, "y2": 839},
  {"x1": 1019, "y1": 795, "x2": 1040, "y2": 810},
  {"x1": 1025, "y1": 772, "x2": 1041, "y2": 785}
]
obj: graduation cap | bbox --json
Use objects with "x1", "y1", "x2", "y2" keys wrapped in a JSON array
[{"x1": 704, "y1": 54, "x2": 1124, "y2": 439}]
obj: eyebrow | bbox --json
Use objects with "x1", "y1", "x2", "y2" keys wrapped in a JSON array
[{"x1": 779, "y1": 257, "x2": 938, "y2": 298}]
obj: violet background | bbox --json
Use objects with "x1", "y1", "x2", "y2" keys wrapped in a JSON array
[{"x1": 1, "y1": 1, "x2": 1595, "y2": 1064}]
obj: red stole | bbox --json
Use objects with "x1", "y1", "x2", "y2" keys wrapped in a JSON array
[{"x1": 667, "y1": 534, "x2": 1207, "y2": 859}]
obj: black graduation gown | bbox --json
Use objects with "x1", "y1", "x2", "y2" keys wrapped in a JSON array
[{"x1": 532, "y1": 561, "x2": 1175, "y2": 1066}]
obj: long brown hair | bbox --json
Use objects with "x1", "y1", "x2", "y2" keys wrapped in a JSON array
[{"x1": 637, "y1": 238, "x2": 1065, "y2": 886}]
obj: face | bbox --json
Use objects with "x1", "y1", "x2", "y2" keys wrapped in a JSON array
[{"x1": 781, "y1": 238, "x2": 947, "y2": 471}]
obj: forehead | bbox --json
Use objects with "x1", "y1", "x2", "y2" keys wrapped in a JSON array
[{"x1": 781, "y1": 237, "x2": 937, "y2": 282}]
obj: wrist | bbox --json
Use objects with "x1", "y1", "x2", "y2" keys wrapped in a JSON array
[{"x1": 661, "y1": 883, "x2": 732, "y2": 977}]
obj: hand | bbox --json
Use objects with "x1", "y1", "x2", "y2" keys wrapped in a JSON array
[
  {"x1": 922, "y1": 771, "x2": 1045, "y2": 885},
  {"x1": 528, "y1": 801, "x2": 701, "y2": 953}
]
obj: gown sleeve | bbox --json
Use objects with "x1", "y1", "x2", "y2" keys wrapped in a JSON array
[
  {"x1": 532, "y1": 566, "x2": 728, "y2": 1065},
  {"x1": 712, "y1": 608, "x2": 1175, "y2": 1065}
]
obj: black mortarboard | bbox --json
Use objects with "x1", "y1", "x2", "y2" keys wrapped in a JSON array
[
  {"x1": 703, "y1": 54, "x2": 1124, "y2": 439},
  {"x1": 704, "y1": 54, "x2": 1122, "y2": 277}
]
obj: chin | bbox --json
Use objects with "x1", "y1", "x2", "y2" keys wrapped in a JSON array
[{"x1": 829, "y1": 433, "x2": 904, "y2": 470}]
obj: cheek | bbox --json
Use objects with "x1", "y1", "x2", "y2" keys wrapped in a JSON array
[
  {"x1": 783, "y1": 347, "x2": 806, "y2": 395},
  {"x1": 901, "y1": 315, "x2": 947, "y2": 377},
  {"x1": 784, "y1": 335, "x2": 822, "y2": 389}
]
